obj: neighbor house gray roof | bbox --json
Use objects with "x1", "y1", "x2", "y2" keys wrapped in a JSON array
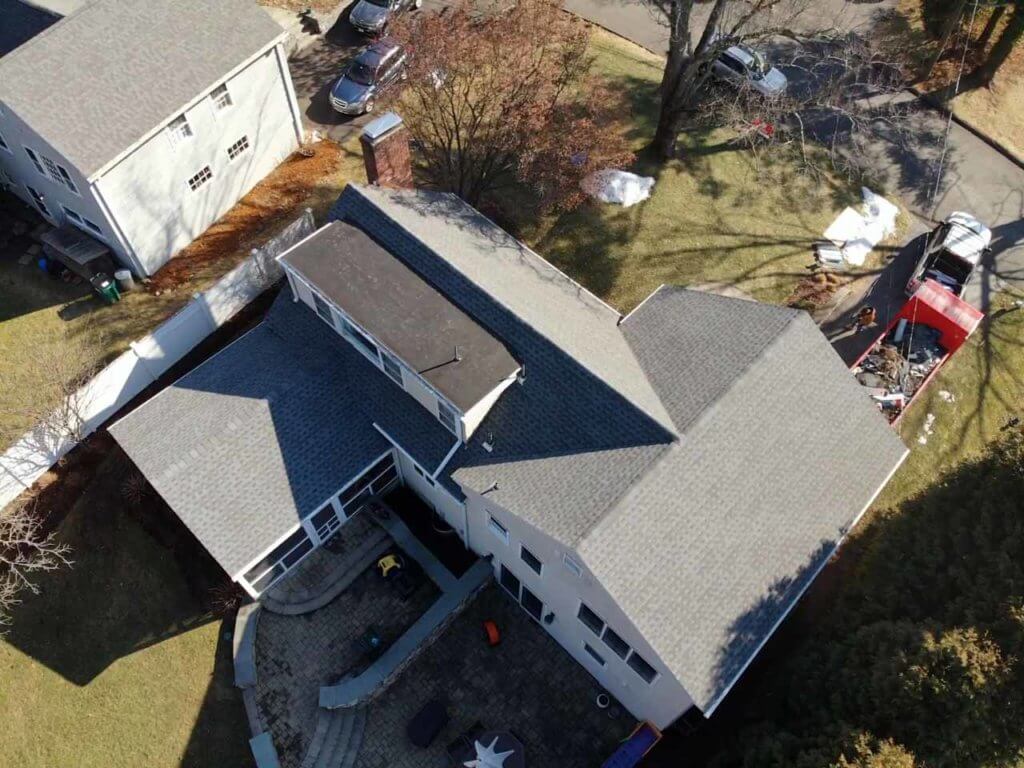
[
  {"x1": 0, "y1": 0, "x2": 58, "y2": 57},
  {"x1": 110, "y1": 292, "x2": 454, "y2": 577},
  {"x1": 280, "y1": 220, "x2": 521, "y2": 412},
  {"x1": 0, "y1": 0, "x2": 283, "y2": 178},
  {"x1": 577, "y1": 286, "x2": 908, "y2": 713}
]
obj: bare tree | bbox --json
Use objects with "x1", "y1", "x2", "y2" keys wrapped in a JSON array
[
  {"x1": 0, "y1": 497, "x2": 72, "y2": 630},
  {"x1": 644, "y1": 0, "x2": 817, "y2": 158},
  {"x1": 385, "y1": 0, "x2": 634, "y2": 210}
]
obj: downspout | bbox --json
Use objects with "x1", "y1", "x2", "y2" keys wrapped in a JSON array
[
  {"x1": 273, "y1": 41, "x2": 305, "y2": 146},
  {"x1": 90, "y1": 177, "x2": 148, "y2": 277}
]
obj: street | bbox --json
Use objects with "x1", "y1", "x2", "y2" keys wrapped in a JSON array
[{"x1": 291, "y1": 0, "x2": 1024, "y2": 364}]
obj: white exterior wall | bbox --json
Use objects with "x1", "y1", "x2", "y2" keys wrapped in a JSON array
[
  {"x1": 462, "y1": 372, "x2": 519, "y2": 439},
  {"x1": 0, "y1": 106, "x2": 121, "y2": 255},
  {"x1": 394, "y1": 450, "x2": 467, "y2": 538},
  {"x1": 92, "y1": 41, "x2": 301, "y2": 276},
  {"x1": 463, "y1": 488, "x2": 694, "y2": 729}
]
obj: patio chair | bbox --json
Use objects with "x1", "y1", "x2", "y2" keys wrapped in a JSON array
[{"x1": 445, "y1": 721, "x2": 485, "y2": 765}]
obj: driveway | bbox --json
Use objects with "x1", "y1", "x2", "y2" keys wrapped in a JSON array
[{"x1": 288, "y1": 0, "x2": 444, "y2": 144}]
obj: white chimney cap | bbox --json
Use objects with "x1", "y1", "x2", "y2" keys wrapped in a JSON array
[{"x1": 361, "y1": 112, "x2": 404, "y2": 141}]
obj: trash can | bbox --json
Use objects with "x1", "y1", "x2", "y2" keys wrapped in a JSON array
[
  {"x1": 90, "y1": 273, "x2": 121, "y2": 304},
  {"x1": 113, "y1": 268, "x2": 135, "y2": 293}
]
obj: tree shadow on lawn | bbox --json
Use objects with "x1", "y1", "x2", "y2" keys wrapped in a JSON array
[
  {"x1": 647, "y1": 428, "x2": 1024, "y2": 768},
  {"x1": 4, "y1": 449, "x2": 228, "y2": 687}
]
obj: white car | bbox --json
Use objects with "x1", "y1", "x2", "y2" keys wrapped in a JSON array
[
  {"x1": 906, "y1": 211, "x2": 992, "y2": 297},
  {"x1": 709, "y1": 43, "x2": 788, "y2": 97}
]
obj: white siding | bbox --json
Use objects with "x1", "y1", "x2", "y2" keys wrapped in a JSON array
[
  {"x1": 463, "y1": 487, "x2": 694, "y2": 729},
  {"x1": 92, "y1": 42, "x2": 300, "y2": 276},
  {"x1": 0, "y1": 106, "x2": 124, "y2": 260},
  {"x1": 462, "y1": 371, "x2": 519, "y2": 439}
]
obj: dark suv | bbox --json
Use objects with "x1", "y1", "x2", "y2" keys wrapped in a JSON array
[{"x1": 330, "y1": 39, "x2": 408, "y2": 116}]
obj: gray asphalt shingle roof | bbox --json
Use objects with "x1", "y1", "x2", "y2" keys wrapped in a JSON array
[
  {"x1": 579, "y1": 286, "x2": 908, "y2": 713},
  {"x1": 110, "y1": 292, "x2": 453, "y2": 577},
  {"x1": 0, "y1": 0, "x2": 283, "y2": 178}
]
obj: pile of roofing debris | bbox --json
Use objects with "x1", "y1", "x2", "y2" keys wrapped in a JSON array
[{"x1": 853, "y1": 317, "x2": 946, "y2": 421}]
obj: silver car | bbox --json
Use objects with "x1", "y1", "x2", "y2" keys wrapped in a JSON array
[
  {"x1": 710, "y1": 43, "x2": 788, "y2": 97},
  {"x1": 349, "y1": 0, "x2": 421, "y2": 35},
  {"x1": 330, "y1": 39, "x2": 408, "y2": 115}
]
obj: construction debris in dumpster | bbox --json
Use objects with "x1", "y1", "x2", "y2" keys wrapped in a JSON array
[{"x1": 853, "y1": 323, "x2": 946, "y2": 422}]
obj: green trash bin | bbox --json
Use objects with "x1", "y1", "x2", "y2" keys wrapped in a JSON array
[{"x1": 90, "y1": 273, "x2": 121, "y2": 304}]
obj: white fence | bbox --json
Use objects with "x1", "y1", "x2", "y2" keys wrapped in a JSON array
[{"x1": 0, "y1": 210, "x2": 316, "y2": 511}]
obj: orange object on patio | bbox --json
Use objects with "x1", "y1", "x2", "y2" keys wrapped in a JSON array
[{"x1": 483, "y1": 620, "x2": 501, "y2": 646}]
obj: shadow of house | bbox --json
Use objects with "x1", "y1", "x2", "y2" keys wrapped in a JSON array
[{"x1": 0, "y1": 0, "x2": 59, "y2": 57}]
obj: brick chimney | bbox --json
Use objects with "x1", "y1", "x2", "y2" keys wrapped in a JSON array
[{"x1": 360, "y1": 112, "x2": 413, "y2": 189}]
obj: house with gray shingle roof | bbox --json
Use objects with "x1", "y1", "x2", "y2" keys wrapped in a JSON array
[
  {"x1": 0, "y1": 0, "x2": 303, "y2": 276},
  {"x1": 110, "y1": 182, "x2": 908, "y2": 729}
]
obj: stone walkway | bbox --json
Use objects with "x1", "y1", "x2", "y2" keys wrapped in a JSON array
[
  {"x1": 355, "y1": 585, "x2": 634, "y2": 768},
  {"x1": 256, "y1": 561, "x2": 440, "y2": 767}
]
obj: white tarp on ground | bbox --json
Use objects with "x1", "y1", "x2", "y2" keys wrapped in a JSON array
[
  {"x1": 582, "y1": 169, "x2": 655, "y2": 207},
  {"x1": 820, "y1": 187, "x2": 899, "y2": 267}
]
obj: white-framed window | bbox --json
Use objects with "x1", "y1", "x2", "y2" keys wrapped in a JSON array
[
  {"x1": 39, "y1": 154, "x2": 77, "y2": 193},
  {"x1": 563, "y1": 553, "x2": 583, "y2": 578},
  {"x1": 488, "y1": 514, "x2": 509, "y2": 545},
  {"x1": 626, "y1": 651, "x2": 658, "y2": 684},
  {"x1": 602, "y1": 627, "x2": 631, "y2": 660},
  {"x1": 578, "y1": 602, "x2": 604, "y2": 636},
  {"x1": 584, "y1": 643, "x2": 606, "y2": 667},
  {"x1": 187, "y1": 165, "x2": 213, "y2": 192},
  {"x1": 62, "y1": 205, "x2": 83, "y2": 225},
  {"x1": 312, "y1": 291, "x2": 334, "y2": 324},
  {"x1": 167, "y1": 114, "x2": 193, "y2": 146},
  {"x1": 310, "y1": 502, "x2": 342, "y2": 544},
  {"x1": 227, "y1": 135, "x2": 250, "y2": 161},
  {"x1": 381, "y1": 352, "x2": 404, "y2": 385},
  {"x1": 437, "y1": 400, "x2": 458, "y2": 435},
  {"x1": 241, "y1": 526, "x2": 314, "y2": 593},
  {"x1": 210, "y1": 84, "x2": 233, "y2": 111},
  {"x1": 342, "y1": 318, "x2": 380, "y2": 363},
  {"x1": 520, "y1": 545, "x2": 542, "y2": 575},
  {"x1": 25, "y1": 185, "x2": 49, "y2": 217},
  {"x1": 0, "y1": 131, "x2": 10, "y2": 153},
  {"x1": 24, "y1": 146, "x2": 45, "y2": 176}
]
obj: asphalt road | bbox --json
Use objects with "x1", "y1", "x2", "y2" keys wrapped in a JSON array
[{"x1": 291, "y1": 0, "x2": 1024, "y2": 360}]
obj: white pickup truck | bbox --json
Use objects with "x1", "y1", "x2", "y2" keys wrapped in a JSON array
[{"x1": 906, "y1": 212, "x2": 992, "y2": 298}]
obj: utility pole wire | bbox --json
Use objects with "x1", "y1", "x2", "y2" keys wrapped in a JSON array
[{"x1": 930, "y1": 0, "x2": 982, "y2": 214}]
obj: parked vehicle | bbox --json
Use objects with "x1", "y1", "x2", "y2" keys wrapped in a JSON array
[
  {"x1": 708, "y1": 42, "x2": 787, "y2": 97},
  {"x1": 330, "y1": 39, "x2": 408, "y2": 116},
  {"x1": 348, "y1": 0, "x2": 421, "y2": 35},
  {"x1": 852, "y1": 279, "x2": 983, "y2": 425},
  {"x1": 906, "y1": 211, "x2": 991, "y2": 297}
]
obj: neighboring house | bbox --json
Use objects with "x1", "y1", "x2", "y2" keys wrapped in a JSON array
[
  {"x1": 0, "y1": 0, "x2": 303, "y2": 277},
  {"x1": 111, "y1": 182, "x2": 908, "y2": 729}
]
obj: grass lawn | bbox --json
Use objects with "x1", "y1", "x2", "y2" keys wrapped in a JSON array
[
  {"x1": 0, "y1": 138, "x2": 366, "y2": 448},
  {"x1": 515, "y1": 31, "x2": 890, "y2": 313},
  {"x1": 0, "y1": 450, "x2": 250, "y2": 767}
]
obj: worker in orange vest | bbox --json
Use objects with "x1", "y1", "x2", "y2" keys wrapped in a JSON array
[{"x1": 853, "y1": 305, "x2": 878, "y2": 333}]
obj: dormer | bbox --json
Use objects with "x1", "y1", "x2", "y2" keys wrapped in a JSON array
[{"x1": 277, "y1": 221, "x2": 520, "y2": 441}]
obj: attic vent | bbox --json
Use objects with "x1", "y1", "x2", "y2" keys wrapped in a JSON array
[{"x1": 563, "y1": 554, "x2": 583, "y2": 578}]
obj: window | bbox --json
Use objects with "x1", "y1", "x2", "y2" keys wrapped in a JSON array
[
  {"x1": 602, "y1": 627, "x2": 630, "y2": 660},
  {"x1": 437, "y1": 400, "x2": 458, "y2": 435},
  {"x1": 336, "y1": 453, "x2": 395, "y2": 518},
  {"x1": 584, "y1": 643, "x2": 606, "y2": 666},
  {"x1": 311, "y1": 503, "x2": 342, "y2": 543},
  {"x1": 187, "y1": 166, "x2": 213, "y2": 191},
  {"x1": 0, "y1": 131, "x2": 9, "y2": 152},
  {"x1": 24, "y1": 147, "x2": 45, "y2": 175},
  {"x1": 499, "y1": 564, "x2": 520, "y2": 597},
  {"x1": 243, "y1": 526, "x2": 314, "y2": 593},
  {"x1": 720, "y1": 53, "x2": 746, "y2": 75},
  {"x1": 342, "y1": 318, "x2": 379, "y2": 361},
  {"x1": 168, "y1": 114, "x2": 193, "y2": 145},
  {"x1": 211, "y1": 84, "x2": 233, "y2": 111},
  {"x1": 577, "y1": 603, "x2": 604, "y2": 636},
  {"x1": 227, "y1": 135, "x2": 250, "y2": 161},
  {"x1": 81, "y1": 216, "x2": 103, "y2": 237},
  {"x1": 26, "y1": 185, "x2": 49, "y2": 217},
  {"x1": 381, "y1": 352, "x2": 403, "y2": 385},
  {"x1": 312, "y1": 292, "x2": 333, "y2": 323},
  {"x1": 563, "y1": 554, "x2": 583, "y2": 578},
  {"x1": 40, "y1": 155, "x2": 77, "y2": 193},
  {"x1": 488, "y1": 515, "x2": 509, "y2": 545},
  {"x1": 520, "y1": 585, "x2": 543, "y2": 622},
  {"x1": 520, "y1": 545, "x2": 542, "y2": 575},
  {"x1": 627, "y1": 651, "x2": 658, "y2": 684},
  {"x1": 62, "y1": 206, "x2": 83, "y2": 225}
]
